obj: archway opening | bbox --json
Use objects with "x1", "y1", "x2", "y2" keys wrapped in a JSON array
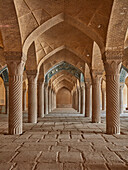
[{"x1": 56, "y1": 87, "x2": 72, "y2": 108}]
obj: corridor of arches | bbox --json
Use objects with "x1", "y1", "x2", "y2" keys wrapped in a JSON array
[{"x1": 0, "y1": 0, "x2": 128, "y2": 169}]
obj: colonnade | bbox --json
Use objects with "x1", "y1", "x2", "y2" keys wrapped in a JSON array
[{"x1": 3, "y1": 58, "x2": 128, "y2": 135}]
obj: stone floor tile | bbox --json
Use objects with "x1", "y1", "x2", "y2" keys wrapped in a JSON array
[
  {"x1": 51, "y1": 145, "x2": 68, "y2": 152},
  {"x1": 102, "y1": 151, "x2": 124, "y2": 163},
  {"x1": 18, "y1": 143, "x2": 50, "y2": 151},
  {"x1": 59, "y1": 152, "x2": 83, "y2": 163},
  {"x1": 38, "y1": 152, "x2": 57, "y2": 163},
  {"x1": 63, "y1": 163, "x2": 83, "y2": 170},
  {"x1": 84, "y1": 163, "x2": 108, "y2": 170},
  {"x1": 36, "y1": 163, "x2": 63, "y2": 170},
  {"x1": 0, "y1": 151, "x2": 16, "y2": 163},
  {"x1": 58, "y1": 134, "x2": 70, "y2": 139},
  {"x1": 0, "y1": 143, "x2": 22, "y2": 151},
  {"x1": 107, "y1": 163, "x2": 128, "y2": 170},
  {"x1": 116, "y1": 151, "x2": 128, "y2": 162},
  {"x1": 83, "y1": 152, "x2": 106, "y2": 164},
  {"x1": 13, "y1": 163, "x2": 35, "y2": 170},
  {"x1": 0, "y1": 163, "x2": 15, "y2": 169},
  {"x1": 12, "y1": 151, "x2": 40, "y2": 162}
]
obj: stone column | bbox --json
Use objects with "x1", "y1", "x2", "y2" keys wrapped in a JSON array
[
  {"x1": 51, "y1": 89, "x2": 54, "y2": 111},
  {"x1": 27, "y1": 73, "x2": 37, "y2": 123},
  {"x1": 44, "y1": 83, "x2": 49, "y2": 114},
  {"x1": 81, "y1": 83, "x2": 85, "y2": 115},
  {"x1": 101, "y1": 88, "x2": 106, "y2": 111},
  {"x1": 53, "y1": 91, "x2": 56, "y2": 109},
  {"x1": 7, "y1": 60, "x2": 25, "y2": 135},
  {"x1": 5, "y1": 82, "x2": 9, "y2": 115},
  {"x1": 78, "y1": 86, "x2": 81, "y2": 113},
  {"x1": 85, "y1": 81, "x2": 91, "y2": 117},
  {"x1": 126, "y1": 84, "x2": 128, "y2": 110},
  {"x1": 92, "y1": 71, "x2": 102, "y2": 123},
  {"x1": 37, "y1": 81, "x2": 44, "y2": 118},
  {"x1": 119, "y1": 83, "x2": 124, "y2": 114},
  {"x1": 104, "y1": 59, "x2": 122, "y2": 134},
  {"x1": 48, "y1": 86, "x2": 52, "y2": 112},
  {"x1": 75, "y1": 88, "x2": 79, "y2": 112},
  {"x1": 23, "y1": 89, "x2": 27, "y2": 111}
]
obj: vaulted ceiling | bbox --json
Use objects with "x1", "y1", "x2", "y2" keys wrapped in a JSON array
[{"x1": 0, "y1": 0, "x2": 128, "y2": 93}]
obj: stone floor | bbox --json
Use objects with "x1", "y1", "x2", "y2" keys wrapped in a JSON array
[{"x1": 0, "y1": 108, "x2": 128, "y2": 170}]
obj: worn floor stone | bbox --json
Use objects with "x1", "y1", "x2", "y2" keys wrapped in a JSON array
[{"x1": 0, "y1": 109, "x2": 127, "y2": 170}]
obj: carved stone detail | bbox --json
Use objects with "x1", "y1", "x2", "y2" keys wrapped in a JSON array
[
  {"x1": 104, "y1": 60, "x2": 122, "y2": 134},
  {"x1": 7, "y1": 60, "x2": 25, "y2": 135}
]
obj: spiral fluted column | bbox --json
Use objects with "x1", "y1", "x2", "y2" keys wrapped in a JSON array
[
  {"x1": 101, "y1": 88, "x2": 106, "y2": 111},
  {"x1": 92, "y1": 72, "x2": 102, "y2": 123},
  {"x1": 7, "y1": 60, "x2": 25, "y2": 135},
  {"x1": 23, "y1": 89, "x2": 27, "y2": 111},
  {"x1": 81, "y1": 83, "x2": 85, "y2": 115},
  {"x1": 28, "y1": 74, "x2": 37, "y2": 123},
  {"x1": 104, "y1": 59, "x2": 122, "y2": 134},
  {"x1": 37, "y1": 81, "x2": 44, "y2": 118},
  {"x1": 119, "y1": 83, "x2": 124, "y2": 114},
  {"x1": 85, "y1": 81, "x2": 91, "y2": 117}
]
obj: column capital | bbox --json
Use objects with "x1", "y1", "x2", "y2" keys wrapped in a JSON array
[
  {"x1": 103, "y1": 50, "x2": 124, "y2": 61},
  {"x1": 27, "y1": 70, "x2": 38, "y2": 83},
  {"x1": 104, "y1": 59, "x2": 122, "y2": 75},
  {"x1": 85, "y1": 79, "x2": 92, "y2": 88},
  {"x1": 6, "y1": 60, "x2": 25, "y2": 76},
  {"x1": 4, "y1": 51, "x2": 26, "y2": 63},
  {"x1": 91, "y1": 69, "x2": 103, "y2": 80}
]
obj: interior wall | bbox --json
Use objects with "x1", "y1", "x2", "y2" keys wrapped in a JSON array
[{"x1": 56, "y1": 87, "x2": 72, "y2": 108}]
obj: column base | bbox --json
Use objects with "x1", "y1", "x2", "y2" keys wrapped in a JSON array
[
  {"x1": 106, "y1": 126, "x2": 120, "y2": 134},
  {"x1": 9, "y1": 127, "x2": 22, "y2": 135}
]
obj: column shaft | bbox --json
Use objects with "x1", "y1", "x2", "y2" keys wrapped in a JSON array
[
  {"x1": 38, "y1": 82, "x2": 44, "y2": 117},
  {"x1": 28, "y1": 77, "x2": 37, "y2": 123},
  {"x1": 5, "y1": 84, "x2": 9, "y2": 114},
  {"x1": 44, "y1": 84, "x2": 49, "y2": 114},
  {"x1": 85, "y1": 83, "x2": 91, "y2": 117},
  {"x1": 92, "y1": 77, "x2": 101, "y2": 123},
  {"x1": 7, "y1": 61, "x2": 25, "y2": 135},
  {"x1": 105, "y1": 60, "x2": 121, "y2": 134},
  {"x1": 81, "y1": 85, "x2": 85, "y2": 115},
  {"x1": 119, "y1": 84, "x2": 124, "y2": 114},
  {"x1": 48, "y1": 87, "x2": 52, "y2": 112},
  {"x1": 102, "y1": 90, "x2": 106, "y2": 111},
  {"x1": 23, "y1": 89, "x2": 27, "y2": 111},
  {"x1": 78, "y1": 87, "x2": 81, "y2": 113}
]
